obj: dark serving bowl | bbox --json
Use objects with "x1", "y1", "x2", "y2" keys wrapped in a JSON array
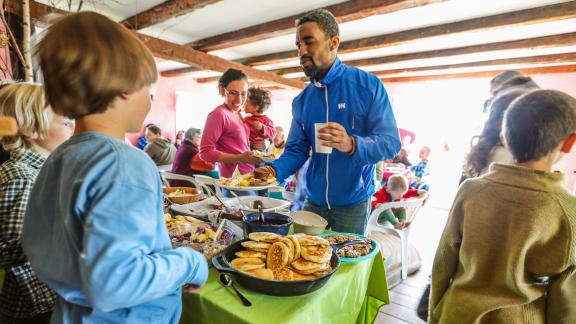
[
  {"x1": 242, "y1": 212, "x2": 293, "y2": 235},
  {"x1": 212, "y1": 239, "x2": 340, "y2": 296}
]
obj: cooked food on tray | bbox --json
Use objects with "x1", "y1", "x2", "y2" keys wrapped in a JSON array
[
  {"x1": 324, "y1": 234, "x2": 373, "y2": 258},
  {"x1": 166, "y1": 189, "x2": 194, "y2": 197},
  {"x1": 230, "y1": 232, "x2": 333, "y2": 281},
  {"x1": 219, "y1": 172, "x2": 278, "y2": 187},
  {"x1": 252, "y1": 151, "x2": 278, "y2": 159}
]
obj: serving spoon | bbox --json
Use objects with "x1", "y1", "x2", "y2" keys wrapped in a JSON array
[{"x1": 219, "y1": 274, "x2": 252, "y2": 307}]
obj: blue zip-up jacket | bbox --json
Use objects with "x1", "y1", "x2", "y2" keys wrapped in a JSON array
[{"x1": 271, "y1": 58, "x2": 401, "y2": 209}]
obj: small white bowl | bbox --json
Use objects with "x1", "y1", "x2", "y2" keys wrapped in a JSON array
[{"x1": 291, "y1": 211, "x2": 328, "y2": 235}]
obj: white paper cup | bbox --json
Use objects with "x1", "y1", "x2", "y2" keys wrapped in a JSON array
[{"x1": 314, "y1": 123, "x2": 333, "y2": 154}]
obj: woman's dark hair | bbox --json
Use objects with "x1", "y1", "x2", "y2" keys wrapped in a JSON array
[
  {"x1": 248, "y1": 87, "x2": 271, "y2": 113},
  {"x1": 504, "y1": 89, "x2": 576, "y2": 163},
  {"x1": 147, "y1": 125, "x2": 161, "y2": 136},
  {"x1": 465, "y1": 89, "x2": 527, "y2": 176},
  {"x1": 218, "y1": 68, "x2": 248, "y2": 89}
]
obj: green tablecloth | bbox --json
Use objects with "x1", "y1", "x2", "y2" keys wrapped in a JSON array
[{"x1": 180, "y1": 252, "x2": 388, "y2": 324}]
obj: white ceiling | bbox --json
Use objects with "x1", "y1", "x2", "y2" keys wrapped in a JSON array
[{"x1": 36, "y1": 0, "x2": 576, "y2": 75}]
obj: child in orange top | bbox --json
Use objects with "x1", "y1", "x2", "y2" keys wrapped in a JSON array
[
  {"x1": 244, "y1": 87, "x2": 276, "y2": 151},
  {"x1": 372, "y1": 174, "x2": 426, "y2": 229}
]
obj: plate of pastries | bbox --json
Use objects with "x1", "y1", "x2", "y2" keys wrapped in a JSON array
[{"x1": 212, "y1": 232, "x2": 340, "y2": 296}]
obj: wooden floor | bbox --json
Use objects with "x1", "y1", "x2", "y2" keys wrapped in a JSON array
[
  {"x1": 376, "y1": 270, "x2": 429, "y2": 323},
  {"x1": 374, "y1": 206, "x2": 450, "y2": 323}
]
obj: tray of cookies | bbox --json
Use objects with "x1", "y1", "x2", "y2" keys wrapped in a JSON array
[
  {"x1": 319, "y1": 232, "x2": 380, "y2": 262},
  {"x1": 212, "y1": 232, "x2": 340, "y2": 296}
]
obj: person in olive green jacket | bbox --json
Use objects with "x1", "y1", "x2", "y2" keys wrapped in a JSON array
[
  {"x1": 430, "y1": 89, "x2": 576, "y2": 324},
  {"x1": 144, "y1": 124, "x2": 176, "y2": 166}
]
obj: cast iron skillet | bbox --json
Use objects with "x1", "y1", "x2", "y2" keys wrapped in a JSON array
[{"x1": 212, "y1": 239, "x2": 340, "y2": 296}]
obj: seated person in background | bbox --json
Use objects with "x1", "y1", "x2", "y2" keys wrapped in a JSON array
[
  {"x1": 136, "y1": 123, "x2": 155, "y2": 150},
  {"x1": 409, "y1": 146, "x2": 431, "y2": 191},
  {"x1": 244, "y1": 87, "x2": 276, "y2": 151},
  {"x1": 174, "y1": 130, "x2": 184, "y2": 148},
  {"x1": 0, "y1": 83, "x2": 74, "y2": 323},
  {"x1": 372, "y1": 174, "x2": 426, "y2": 229},
  {"x1": 144, "y1": 124, "x2": 176, "y2": 166},
  {"x1": 430, "y1": 89, "x2": 576, "y2": 324},
  {"x1": 22, "y1": 12, "x2": 208, "y2": 323},
  {"x1": 392, "y1": 147, "x2": 412, "y2": 167},
  {"x1": 267, "y1": 126, "x2": 286, "y2": 157},
  {"x1": 171, "y1": 128, "x2": 202, "y2": 186}
]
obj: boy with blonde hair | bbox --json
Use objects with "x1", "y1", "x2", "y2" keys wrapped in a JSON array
[
  {"x1": 0, "y1": 83, "x2": 74, "y2": 323},
  {"x1": 21, "y1": 12, "x2": 208, "y2": 323},
  {"x1": 372, "y1": 174, "x2": 426, "y2": 229},
  {"x1": 430, "y1": 89, "x2": 576, "y2": 323}
]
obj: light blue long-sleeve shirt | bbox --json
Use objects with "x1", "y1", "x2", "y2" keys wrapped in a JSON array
[{"x1": 22, "y1": 132, "x2": 208, "y2": 323}]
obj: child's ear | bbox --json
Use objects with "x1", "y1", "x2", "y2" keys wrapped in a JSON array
[
  {"x1": 22, "y1": 130, "x2": 38, "y2": 140},
  {"x1": 560, "y1": 133, "x2": 576, "y2": 153}
]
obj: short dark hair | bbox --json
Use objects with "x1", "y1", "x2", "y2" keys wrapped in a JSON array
[
  {"x1": 248, "y1": 87, "x2": 271, "y2": 113},
  {"x1": 147, "y1": 125, "x2": 161, "y2": 136},
  {"x1": 296, "y1": 9, "x2": 339, "y2": 38},
  {"x1": 490, "y1": 71, "x2": 523, "y2": 87},
  {"x1": 218, "y1": 68, "x2": 248, "y2": 89},
  {"x1": 504, "y1": 89, "x2": 576, "y2": 163}
]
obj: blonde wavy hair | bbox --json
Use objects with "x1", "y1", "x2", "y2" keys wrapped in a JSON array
[{"x1": 0, "y1": 83, "x2": 52, "y2": 157}]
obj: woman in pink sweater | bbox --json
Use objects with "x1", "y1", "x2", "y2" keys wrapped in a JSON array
[{"x1": 200, "y1": 69, "x2": 260, "y2": 178}]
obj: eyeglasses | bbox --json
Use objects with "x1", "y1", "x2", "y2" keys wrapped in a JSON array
[{"x1": 224, "y1": 88, "x2": 248, "y2": 98}]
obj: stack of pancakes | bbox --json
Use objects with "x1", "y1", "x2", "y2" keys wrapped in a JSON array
[{"x1": 230, "y1": 232, "x2": 333, "y2": 281}]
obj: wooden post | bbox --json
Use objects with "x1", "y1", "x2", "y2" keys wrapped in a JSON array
[{"x1": 21, "y1": 0, "x2": 32, "y2": 81}]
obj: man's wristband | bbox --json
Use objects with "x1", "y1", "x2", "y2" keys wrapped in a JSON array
[{"x1": 347, "y1": 136, "x2": 357, "y2": 156}]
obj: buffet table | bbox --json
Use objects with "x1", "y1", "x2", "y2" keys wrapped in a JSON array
[{"x1": 180, "y1": 252, "x2": 389, "y2": 324}]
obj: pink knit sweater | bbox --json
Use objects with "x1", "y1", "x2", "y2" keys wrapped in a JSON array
[{"x1": 199, "y1": 104, "x2": 254, "y2": 178}]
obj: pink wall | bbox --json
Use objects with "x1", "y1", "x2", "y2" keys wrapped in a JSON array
[{"x1": 126, "y1": 75, "x2": 199, "y2": 144}]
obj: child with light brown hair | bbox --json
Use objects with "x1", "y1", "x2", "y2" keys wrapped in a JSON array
[
  {"x1": 372, "y1": 174, "x2": 427, "y2": 229},
  {"x1": 20, "y1": 12, "x2": 208, "y2": 323},
  {"x1": 0, "y1": 83, "x2": 74, "y2": 323}
]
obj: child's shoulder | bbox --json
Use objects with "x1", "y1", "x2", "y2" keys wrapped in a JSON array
[{"x1": 55, "y1": 133, "x2": 158, "y2": 186}]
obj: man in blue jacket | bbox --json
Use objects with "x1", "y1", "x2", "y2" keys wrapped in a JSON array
[{"x1": 257, "y1": 9, "x2": 401, "y2": 234}]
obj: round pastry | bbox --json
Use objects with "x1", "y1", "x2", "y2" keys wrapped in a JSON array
[
  {"x1": 287, "y1": 235, "x2": 301, "y2": 260},
  {"x1": 241, "y1": 241, "x2": 272, "y2": 250},
  {"x1": 279, "y1": 237, "x2": 295, "y2": 263},
  {"x1": 248, "y1": 232, "x2": 281, "y2": 243},
  {"x1": 266, "y1": 241, "x2": 290, "y2": 270},
  {"x1": 290, "y1": 258, "x2": 329, "y2": 274},
  {"x1": 312, "y1": 265, "x2": 333, "y2": 277},
  {"x1": 272, "y1": 267, "x2": 294, "y2": 281},
  {"x1": 235, "y1": 250, "x2": 267, "y2": 260},
  {"x1": 300, "y1": 245, "x2": 332, "y2": 264},
  {"x1": 292, "y1": 271, "x2": 315, "y2": 281},
  {"x1": 297, "y1": 235, "x2": 330, "y2": 247},
  {"x1": 247, "y1": 268, "x2": 274, "y2": 280},
  {"x1": 230, "y1": 257, "x2": 265, "y2": 271}
]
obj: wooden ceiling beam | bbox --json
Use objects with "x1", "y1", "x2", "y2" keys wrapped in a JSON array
[
  {"x1": 379, "y1": 65, "x2": 576, "y2": 83},
  {"x1": 237, "y1": 1, "x2": 576, "y2": 67},
  {"x1": 268, "y1": 32, "x2": 576, "y2": 76},
  {"x1": 6, "y1": 0, "x2": 305, "y2": 90},
  {"x1": 189, "y1": 0, "x2": 446, "y2": 52},
  {"x1": 371, "y1": 53, "x2": 576, "y2": 77},
  {"x1": 160, "y1": 66, "x2": 203, "y2": 77},
  {"x1": 121, "y1": 0, "x2": 222, "y2": 30},
  {"x1": 137, "y1": 34, "x2": 306, "y2": 89}
]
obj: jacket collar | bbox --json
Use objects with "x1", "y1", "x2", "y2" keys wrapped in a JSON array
[
  {"x1": 484, "y1": 163, "x2": 566, "y2": 194},
  {"x1": 312, "y1": 57, "x2": 344, "y2": 86},
  {"x1": 14, "y1": 150, "x2": 46, "y2": 170}
]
